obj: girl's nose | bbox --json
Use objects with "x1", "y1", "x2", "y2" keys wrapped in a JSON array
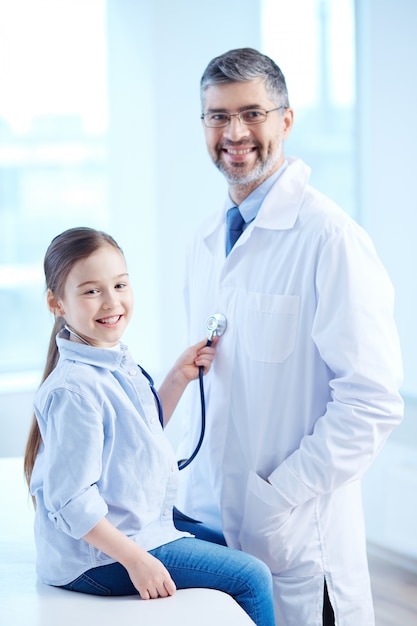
[{"x1": 103, "y1": 290, "x2": 120, "y2": 308}]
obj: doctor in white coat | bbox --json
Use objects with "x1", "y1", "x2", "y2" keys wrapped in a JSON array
[{"x1": 176, "y1": 48, "x2": 404, "y2": 626}]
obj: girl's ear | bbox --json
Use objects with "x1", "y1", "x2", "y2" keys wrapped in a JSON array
[{"x1": 47, "y1": 289, "x2": 65, "y2": 316}]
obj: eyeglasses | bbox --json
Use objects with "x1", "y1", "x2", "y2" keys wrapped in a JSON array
[{"x1": 201, "y1": 106, "x2": 286, "y2": 128}]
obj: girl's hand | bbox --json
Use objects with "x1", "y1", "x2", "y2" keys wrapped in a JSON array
[
  {"x1": 157, "y1": 336, "x2": 219, "y2": 425},
  {"x1": 83, "y1": 518, "x2": 176, "y2": 599},
  {"x1": 175, "y1": 336, "x2": 219, "y2": 384},
  {"x1": 125, "y1": 551, "x2": 176, "y2": 600}
]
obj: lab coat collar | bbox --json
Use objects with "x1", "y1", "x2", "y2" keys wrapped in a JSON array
[{"x1": 255, "y1": 157, "x2": 311, "y2": 230}]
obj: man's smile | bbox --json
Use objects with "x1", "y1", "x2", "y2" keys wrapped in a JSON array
[{"x1": 223, "y1": 147, "x2": 255, "y2": 156}]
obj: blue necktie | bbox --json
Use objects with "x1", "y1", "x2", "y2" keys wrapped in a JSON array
[{"x1": 226, "y1": 207, "x2": 245, "y2": 255}]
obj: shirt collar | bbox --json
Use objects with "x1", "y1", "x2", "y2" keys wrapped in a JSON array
[
  {"x1": 56, "y1": 332, "x2": 130, "y2": 371},
  {"x1": 225, "y1": 159, "x2": 289, "y2": 223},
  {"x1": 203, "y1": 158, "x2": 311, "y2": 252}
]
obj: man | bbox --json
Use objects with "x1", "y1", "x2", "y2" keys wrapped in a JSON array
[{"x1": 175, "y1": 48, "x2": 403, "y2": 626}]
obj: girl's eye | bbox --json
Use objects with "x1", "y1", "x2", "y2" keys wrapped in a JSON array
[
  {"x1": 85, "y1": 289, "x2": 99, "y2": 295},
  {"x1": 115, "y1": 283, "x2": 127, "y2": 289}
]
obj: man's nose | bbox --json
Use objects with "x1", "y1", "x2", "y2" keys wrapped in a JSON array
[{"x1": 223, "y1": 115, "x2": 250, "y2": 141}]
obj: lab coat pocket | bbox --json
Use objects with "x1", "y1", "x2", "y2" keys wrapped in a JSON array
[
  {"x1": 238, "y1": 471, "x2": 293, "y2": 570},
  {"x1": 245, "y1": 293, "x2": 300, "y2": 363}
]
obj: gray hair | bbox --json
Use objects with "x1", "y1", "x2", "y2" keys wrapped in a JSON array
[{"x1": 200, "y1": 48, "x2": 290, "y2": 109}]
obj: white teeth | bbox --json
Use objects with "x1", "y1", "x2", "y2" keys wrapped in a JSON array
[
  {"x1": 226, "y1": 148, "x2": 253, "y2": 155},
  {"x1": 99, "y1": 316, "x2": 120, "y2": 324}
]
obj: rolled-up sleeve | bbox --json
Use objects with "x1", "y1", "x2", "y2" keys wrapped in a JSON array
[{"x1": 47, "y1": 484, "x2": 108, "y2": 539}]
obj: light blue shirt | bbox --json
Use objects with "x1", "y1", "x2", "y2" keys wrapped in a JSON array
[
  {"x1": 225, "y1": 160, "x2": 289, "y2": 225},
  {"x1": 31, "y1": 332, "x2": 188, "y2": 586}
]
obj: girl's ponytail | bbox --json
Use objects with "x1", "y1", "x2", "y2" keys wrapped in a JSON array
[{"x1": 23, "y1": 315, "x2": 65, "y2": 491}]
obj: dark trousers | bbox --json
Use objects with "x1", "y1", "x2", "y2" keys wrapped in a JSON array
[
  {"x1": 323, "y1": 580, "x2": 335, "y2": 625},
  {"x1": 173, "y1": 506, "x2": 227, "y2": 545}
]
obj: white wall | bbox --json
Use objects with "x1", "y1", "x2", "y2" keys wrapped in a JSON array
[
  {"x1": 357, "y1": 0, "x2": 417, "y2": 561},
  {"x1": 356, "y1": 0, "x2": 417, "y2": 397}
]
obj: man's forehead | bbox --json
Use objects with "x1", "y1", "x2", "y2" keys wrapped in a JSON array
[{"x1": 203, "y1": 77, "x2": 271, "y2": 109}]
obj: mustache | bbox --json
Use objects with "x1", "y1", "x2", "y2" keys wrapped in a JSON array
[{"x1": 216, "y1": 139, "x2": 260, "y2": 150}]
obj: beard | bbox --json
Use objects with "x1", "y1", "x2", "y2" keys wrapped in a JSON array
[{"x1": 212, "y1": 141, "x2": 281, "y2": 186}]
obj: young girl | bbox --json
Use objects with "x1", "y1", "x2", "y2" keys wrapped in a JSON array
[{"x1": 24, "y1": 227, "x2": 274, "y2": 625}]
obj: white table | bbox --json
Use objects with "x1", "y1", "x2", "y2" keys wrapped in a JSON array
[{"x1": 0, "y1": 457, "x2": 254, "y2": 625}]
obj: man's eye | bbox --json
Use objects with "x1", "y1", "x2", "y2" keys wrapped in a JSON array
[
  {"x1": 209, "y1": 113, "x2": 228, "y2": 122},
  {"x1": 243, "y1": 110, "x2": 263, "y2": 120}
]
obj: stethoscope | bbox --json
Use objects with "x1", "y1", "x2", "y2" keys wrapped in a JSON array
[{"x1": 139, "y1": 313, "x2": 227, "y2": 470}]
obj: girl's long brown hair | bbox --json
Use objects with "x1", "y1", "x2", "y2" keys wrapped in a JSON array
[{"x1": 23, "y1": 227, "x2": 122, "y2": 491}]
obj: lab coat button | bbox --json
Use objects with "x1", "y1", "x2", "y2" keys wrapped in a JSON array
[{"x1": 129, "y1": 368, "x2": 137, "y2": 376}]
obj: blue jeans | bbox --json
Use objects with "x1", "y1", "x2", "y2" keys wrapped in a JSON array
[{"x1": 60, "y1": 537, "x2": 275, "y2": 626}]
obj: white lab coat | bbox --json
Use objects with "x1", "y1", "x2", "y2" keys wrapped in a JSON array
[{"x1": 176, "y1": 158, "x2": 403, "y2": 626}]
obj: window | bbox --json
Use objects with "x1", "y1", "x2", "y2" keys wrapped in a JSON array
[
  {"x1": 0, "y1": 0, "x2": 108, "y2": 388},
  {"x1": 262, "y1": 0, "x2": 356, "y2": 216}
]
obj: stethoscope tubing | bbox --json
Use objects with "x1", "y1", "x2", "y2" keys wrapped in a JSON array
[
  {"x1": 139, "y1": 342, "x2": 210, "y2": 470},
  {"x1": 139, "y1": 314, "x2": 225, "y2": 470}
]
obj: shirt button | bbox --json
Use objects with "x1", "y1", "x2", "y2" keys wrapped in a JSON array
[
  {"x1": 150, "y1": 417, "x2": 156, "y2": 424},
  {"x1": 163, "y1": 509, "x2": 169, "y2": 517},
  {"x1": 129, "y1": 368, "x2": 137, "y2": 376}
]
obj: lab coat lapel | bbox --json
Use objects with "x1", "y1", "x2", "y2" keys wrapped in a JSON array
[{"x1": 256, "y1": 158, "x2": 312, "y2": 231}]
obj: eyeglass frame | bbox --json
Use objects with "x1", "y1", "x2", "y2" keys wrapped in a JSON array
[{"x1": 200, "y1": 106, "x2": 287, "y2": 128}]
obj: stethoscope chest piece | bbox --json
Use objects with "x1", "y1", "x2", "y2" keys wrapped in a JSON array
[{"x1": 206, "y1": 313, "x2": 227, "y2": 343}]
